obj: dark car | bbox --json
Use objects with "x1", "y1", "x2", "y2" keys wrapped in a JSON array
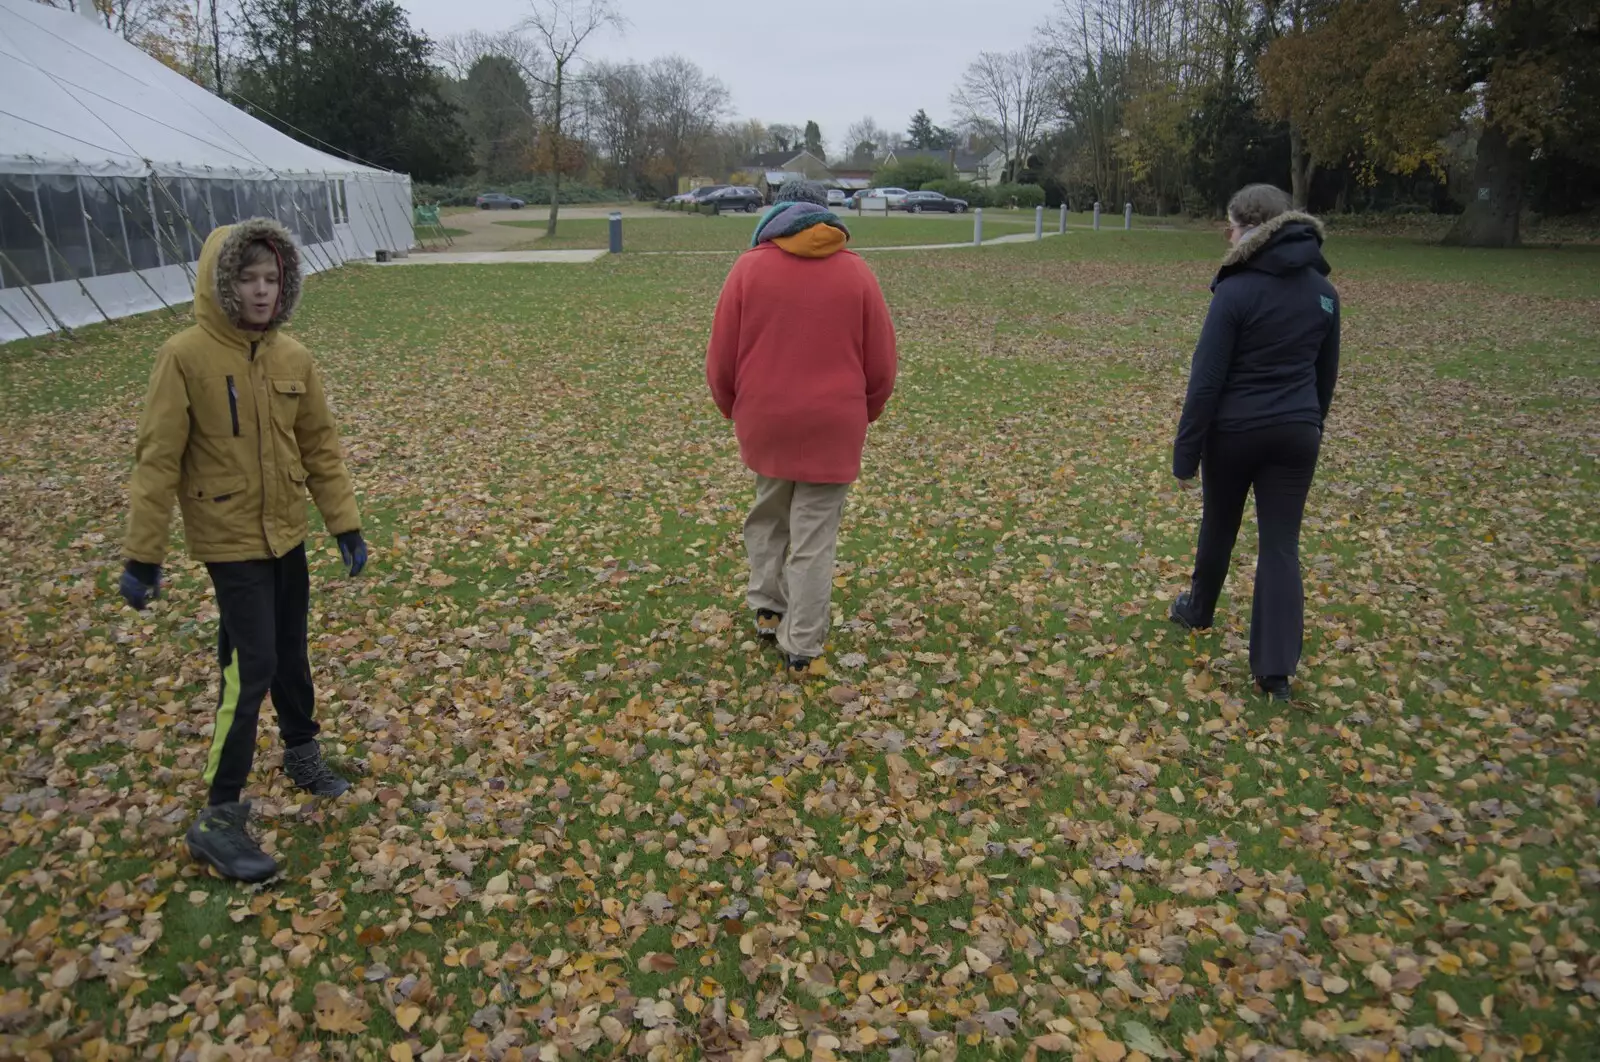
[
  {"x1": 475, "y1": 192, "x2": 525, "y2": 210},
  {"x1": 902, "y1": 190, "x2": 967, "y2": 214},
  {"x1": 704, "y1": 186, "x2": 764, "y2": 214},
  {"x1": 670, "y1": 184, "x2": 729, "y2": 204}
]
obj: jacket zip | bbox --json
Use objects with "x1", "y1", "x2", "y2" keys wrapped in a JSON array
[
  {"x1": 248, "y1": 340, "x2": 274, "y2": 555},
  {"x1": 226, "y1": 375, "x2": 240, "y2": 436}
]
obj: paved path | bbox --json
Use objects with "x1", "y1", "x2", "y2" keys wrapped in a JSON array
[
  {"x1": 393, "y1": 230, "x2": 1065, "y2": 266},
  {"x1": 418, "y1": 205, "x2": 677, "y2": 253},
  {"x1": 860, "y1": 231, "x2": 1064, "y2": 252},
  {"x1": 379, "y1": 248, "x2": 610, "y2": 265}
]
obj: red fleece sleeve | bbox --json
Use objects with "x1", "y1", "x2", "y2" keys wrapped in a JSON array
[
  {"x1": 862, "y1": 267, "x2": 897, "y2": 423},
  {"x1": 707, "y1": 265, "x2": 742, "y2": 419}
]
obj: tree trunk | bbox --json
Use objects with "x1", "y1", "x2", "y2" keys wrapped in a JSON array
[
  {"x1": 1288, "y1": 124, "x2": 1315, "y2": 210},
  {"x1": 1442, "y1": 125, "x2": 1528, "y2": 248},
  {"x1": 546, "y1": 60, "x2": 563, "y2": 238}
]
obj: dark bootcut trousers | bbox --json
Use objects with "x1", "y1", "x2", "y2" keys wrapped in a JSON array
[
  {"x1": 1182, "y1": 422, "x2": 1321, "y2": 679},
  {"x1": 203, "y1": 544, "x2": 319, "y2": 806}
]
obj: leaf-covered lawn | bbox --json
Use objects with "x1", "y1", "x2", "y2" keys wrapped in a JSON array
[
  {"x1": 1, "y1": 232, "x2": 1597, "y2": 1061},
  {"x1": 493, "y1": 214, "x2": 1039, "y2": 252}
]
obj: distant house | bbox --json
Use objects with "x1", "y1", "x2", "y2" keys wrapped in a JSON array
[
  {"x1": 827, "y1": 167, "x2": 874, "y2": 193},
  {"x1": 881, "y1": 146, "x2": 1010, "y2": 186},
  {"x1": 736, "y1": 150, "x2": 833, "y2": 198}
]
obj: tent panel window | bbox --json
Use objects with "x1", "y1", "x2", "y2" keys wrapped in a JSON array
[
  {"x1": 236, "y1": 181, "x2": 274, "y2": 228},
  {"x1": 0, "y1": 175, "x2": 52, "y2": 288},
  {"x1": 36, "y1": 174, "x2": 95, "y2": 281},
  {"x1": 117, "y1": 179, "x2": 163, "y2": 271},
  {"x1": 293, "y1": 181, "x2": 331, "y2": 243},
  {"x1": 82, "y1": 176, "x2": 133, "y2": 278},
  {"x1": 209, "y1": 179, "x2": 240, "y2": 228},
  {"x1": 272, "y1": 182, "x2": 304, "y2": 243},
  {"x1": 334, "y1": 181, "x2": 348, "y2": 224},
  {"x1": 152, "y1": 179, "x2": 197, "y2": 263},
  {"x1": 180, "y1": 179, "x2": 215, "y2": 236}
]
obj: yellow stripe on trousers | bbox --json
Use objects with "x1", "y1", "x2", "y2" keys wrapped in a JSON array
[{"x1": 203, "y1": 649, "x2": 241, "y2": 785}]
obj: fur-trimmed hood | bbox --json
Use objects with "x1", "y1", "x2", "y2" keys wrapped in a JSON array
[
  {"x1": 195, "y1": 217, "x2": 303, "y2": 342},
  {"x1": 1216, "y1": 210, "x2": 1329, "y2": 285}
]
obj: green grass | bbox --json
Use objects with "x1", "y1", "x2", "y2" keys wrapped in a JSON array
[
  {"x1": 0, "y1": 229, "x2": 1596, "y2": 1059},
  {"x1": 492, "y1": 213, "x2": 1039, "y2": 252}
]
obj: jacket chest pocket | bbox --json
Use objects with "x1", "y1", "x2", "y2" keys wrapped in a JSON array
[{"x1": 270, "y1": 378, "x2": 306, "y2": 435}]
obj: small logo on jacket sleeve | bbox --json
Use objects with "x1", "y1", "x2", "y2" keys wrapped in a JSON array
[{"x1": 1320, "y1": 295, "x2": 1335, "y2": 314}]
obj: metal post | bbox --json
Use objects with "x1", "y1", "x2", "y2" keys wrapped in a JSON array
[
  {"x1": 1125, "y1": 203, "x2": 1133, "y2": 230},
  {"x1": 1034, "y1": 205, "x2": 1044, "y2": 240},
  {"x1": 1059, "y1": 204, "x2": 1067, "y2": 233},
  {"x1": 608, "y1": 211, "x2": 622, "y2": 254},
  {"x1": 973, "y1": 208, "x2": 983, "y2": 246},
  {"x1": 1093, "y1": 202, "x2": 1101, "y2": 230}
]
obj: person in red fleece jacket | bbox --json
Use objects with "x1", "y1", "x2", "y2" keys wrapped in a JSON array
[{"x1": 707, "y1": 178, "x2": 898, "y2": 673}]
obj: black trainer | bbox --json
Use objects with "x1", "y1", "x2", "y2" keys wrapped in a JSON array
[
  {"x1": 1168, "y1": 591, "x2": 1211, "y2": 631},
  {"x1": 283, "y1": 741, "x2": 351, "y2": 798},
  {"x1": 187, "y1": 802, "x2": 278, "y2": 882},
  {"x1": 1257, "y1": 675, "x2": 1292, "y2": 702},
  {"x1": 786, "y1": 654, "x2": 815, "y2": 674},
  {"x1": 755, "y1": 609, "x2": 782, "y2": 639}
]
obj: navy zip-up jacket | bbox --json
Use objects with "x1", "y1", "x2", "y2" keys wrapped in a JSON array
[{"x1": 1172, "y1": 212, "x2": 1340, "y2": 479}]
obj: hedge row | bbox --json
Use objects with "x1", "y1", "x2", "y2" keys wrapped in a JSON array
[
  {"x1": 413, "y1": 180, "x2": 627, "y2": 207},
  {"x1": 919, "y1": 180, "x2": 1045, "y2": 209}
]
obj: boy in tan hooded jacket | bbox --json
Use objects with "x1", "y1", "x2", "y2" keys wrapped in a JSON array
[{"x1": 121, "y1": 217, "x2": 366, "y2": 882}]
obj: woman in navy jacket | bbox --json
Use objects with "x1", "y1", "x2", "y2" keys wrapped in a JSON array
[{"x1": 1170, "y1": 184, "x2": 1340, "y2": 701}]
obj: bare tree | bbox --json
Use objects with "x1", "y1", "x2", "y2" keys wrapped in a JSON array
[
  {"x1": 436, "y1": 30, "x2": 546, "y2": 82},
  {"x1": 843, "y1": 116, "x2": 891, "y2": 165},
  {"x1": 644, "y1": 56, "x2": 729, "y2": 187},
  {"x1": 587, "y1": 60, "x2": 650, "y2": 190},
  {"x1": 950, "y1": 46, "x2": 1052, "y2": 183},
  {"x1": 518, "y1": 0, "x2": 623, "y2": 235},
  {"x1": 767, "y1": 123, "x2": 802, "y2": 154}
]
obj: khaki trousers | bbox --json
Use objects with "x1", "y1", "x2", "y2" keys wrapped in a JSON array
[{"x1": 744, "y1": 475, "x2": 850, "y2": 659}]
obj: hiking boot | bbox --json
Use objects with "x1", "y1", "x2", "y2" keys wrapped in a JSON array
[
  {"x1": 1168, "y1": 591, "x2": 1211, "y2": 631},
  {"x1": 283, "y1": 741, "x2": 351, "y2": 798},
  {"x1": 755, "y1": 609, "x2": 783, "y2": 639},
  {"x1": 187, "y1": 802, "x2": 278, "y2": 883},
  {"x1": 786, "y1": 654, "x2": 816, "y2": 674},
  {"x1": 1257, "y1": 675, "x2": 1292, "y2": 702}
]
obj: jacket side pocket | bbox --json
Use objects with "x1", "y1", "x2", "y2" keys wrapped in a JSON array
[{"x1": 226, "y1": 375, "x2": 240, "y2": 436}]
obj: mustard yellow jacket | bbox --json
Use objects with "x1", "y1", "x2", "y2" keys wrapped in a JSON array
[{"x1": 125, "y1": 219, "x2": 359, "y2": 564}]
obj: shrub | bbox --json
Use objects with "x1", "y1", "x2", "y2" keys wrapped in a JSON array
[
  {"x1": 871, "y1": 158, "x2": 955, "y2": 191},
  {"x1": 922, "y1": 179, "x2": 992, "y2": 209},
  {"x1": 413, "y1": 180, "x2": 626, "y2": 207},
  {"x1": 991, "y1": 183, "x2": 1045, "y2": 209}
]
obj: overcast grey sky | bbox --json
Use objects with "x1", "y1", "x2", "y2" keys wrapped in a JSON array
[{"x1": 400, "y1": 0, "x2": 1049, "y2": 158}]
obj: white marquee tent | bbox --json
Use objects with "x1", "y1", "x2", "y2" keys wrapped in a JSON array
[{"x1": 0, "y1": 0, "x2": 414, "y2": 343}]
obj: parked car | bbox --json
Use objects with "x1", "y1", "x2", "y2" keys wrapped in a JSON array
[
  {"x1": 704, "y1": 186, "x2": 764, "y2": 214},
  {"x1": 901, "y1": 190, "x2": 968, "y2": 214},
  {"x1": 664, "y1": 185, "x2": 728, "y2": 204},
  {"x1": 826, "y1": 188, "x2": 848, "y2": 208},
  {"x1": 865, "y1": 187, "x2": 911, "y2": 208},
  {"x1": 475, "y1": 192, "x2": 525, "y2": 210}
]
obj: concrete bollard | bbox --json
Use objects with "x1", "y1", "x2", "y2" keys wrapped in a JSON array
[
  {"x1": 973, "y1": 208, "x2": 984, "y2": 246},
  {"x1": 1124, "y1": 203, "x2": 1132, "y2": 230},
  {"x1": 1035, "y1": 205, "x2": 1044, "y2": 240},
  {"x1": 608, "y1": 212, "x2": 623, "y2": 254},
  {"x1": 1059, "y1": 204, "x2": 1067, "y2": 233},
  {"x1": 1093, "y1": 202, "x2": 1101, "y2": 230}
]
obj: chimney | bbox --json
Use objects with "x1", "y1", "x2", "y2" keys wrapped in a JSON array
[{"x1": 76, "y1": 0, "x2": 102, "y2": 26}]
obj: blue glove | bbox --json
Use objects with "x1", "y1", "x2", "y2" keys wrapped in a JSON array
[
  {"x1": 337, "y1": 530, "x2": 367, "y2": 576},
  {"x1": 120, "y1": 561, "x2": 161, "y2": 610}
]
